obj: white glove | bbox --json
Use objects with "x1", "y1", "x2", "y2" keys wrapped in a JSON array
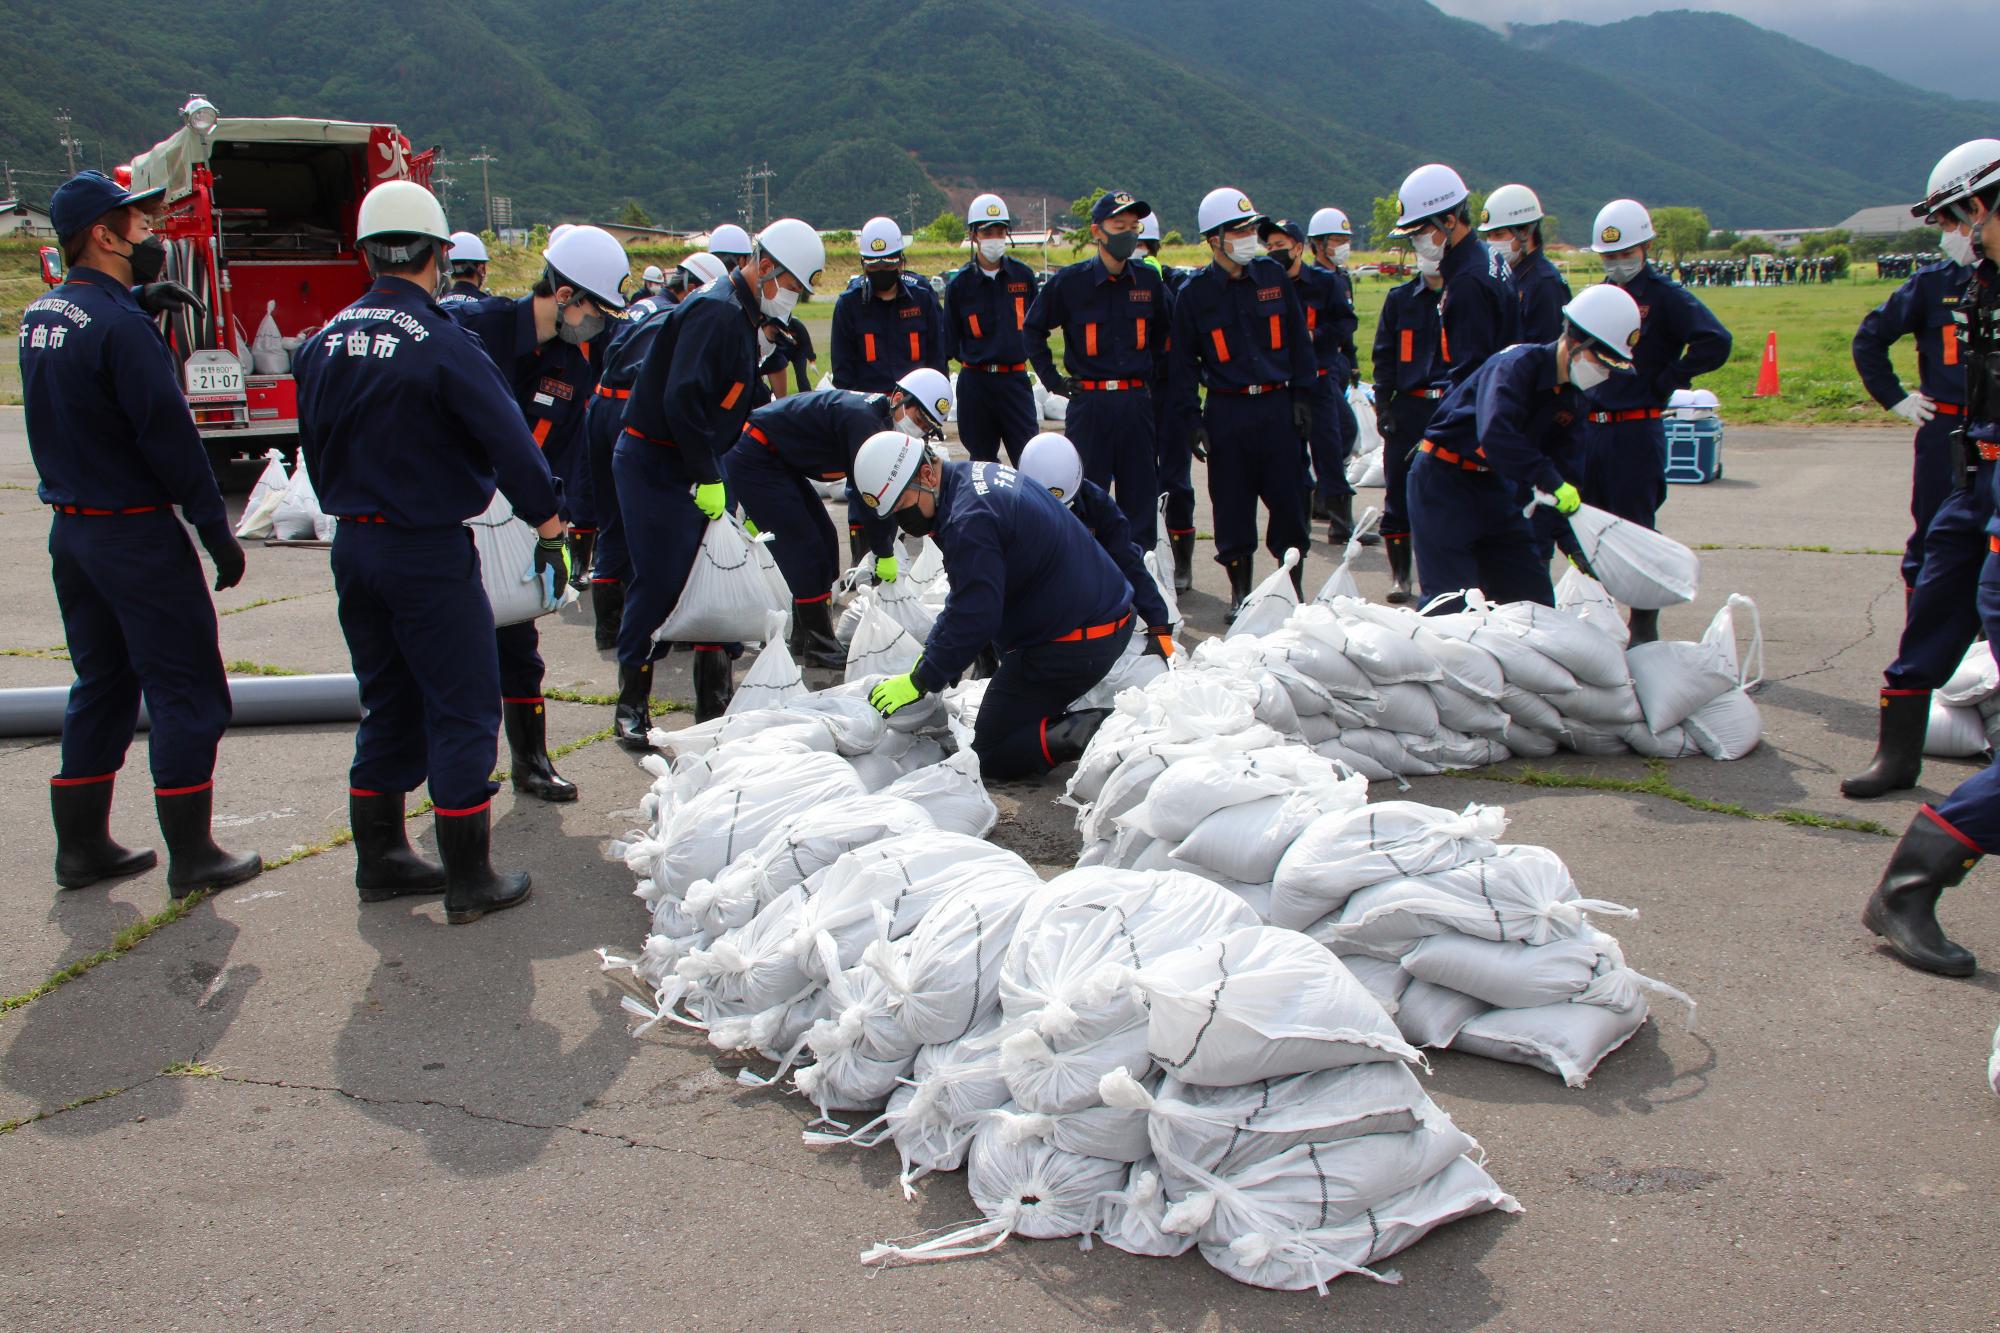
[{"x1": 1891, "y1": 392, "x2": 1937, "y2": 425}]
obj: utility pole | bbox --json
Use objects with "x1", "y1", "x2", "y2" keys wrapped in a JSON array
[
  {"x1": 54, "y1": 108, "x2": 78, "y2": 177},
  {"x1": 3, "y1": 161, "x2": 15, "y2": 204},
  {"x1": 469, "y1": 145, "x2": 498, "y2": 233},
  {"x1": 739, "y1": 163, "x2": 757, "y2": 228},
  {"x1": 749, "y1": 161, "x2": 774, "y2": 230},
  {"x1": 905, "y1": 191, "x2": 921, "y2": 236}
]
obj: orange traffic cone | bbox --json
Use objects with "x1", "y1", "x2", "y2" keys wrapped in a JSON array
[{"x1": 1750, "y1": 330, "x2": 1781, "y2": 397}]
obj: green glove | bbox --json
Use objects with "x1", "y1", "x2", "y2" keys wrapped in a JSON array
[
  {"x1": 743, "y1": 518, "x2": 761, "y2": 539},
  {"x1": 875, "y1": 554, "x2": 899, "y2": 583},
  {"x1": 1552, "y1": 482, "x2": 1582, "y2": 516},
  {"x1": 869, "y1": 671, "x2": 922, "y2": 716},
  {"x1": 693, "y1": 481, "x2": 727, "y2": 521}
]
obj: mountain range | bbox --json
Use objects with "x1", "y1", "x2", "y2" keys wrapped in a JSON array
[{"x1": 0, "y1": 0, "x2": 1990, "y2": 240}]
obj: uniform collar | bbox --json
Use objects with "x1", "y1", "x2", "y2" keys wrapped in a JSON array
[
  {"x1": 1441, "y1": 233, "x2": 1487, "y2": 279},
  {"x1": 366, "y1": 275, "x2": 441, "y2": 309},
  {"x1": 63, "y1": 265, "x2": 140, "y2": 308},
  {"x1": 1532, "y1": 341, "x2": 1565, "y2": 393},
  {"x1": 726, "y1": 268, "x2": 763, "y2": 325},
  {"x1": 1088, "y1": 255, "x2": 1133, "y2": 285}
]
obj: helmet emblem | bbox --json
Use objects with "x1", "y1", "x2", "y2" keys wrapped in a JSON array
[{"x1": 1601, "y1": 225, "x2": 1622, "y2": 244}]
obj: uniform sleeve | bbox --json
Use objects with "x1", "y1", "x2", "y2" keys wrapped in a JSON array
[
  {"x1": 1167, "y1": 281, "x2": 1202, "y2": 421},
  {"x1": 1372, "y1": 290, "x2": 1398, "y2": 402},
  {"x1": 1852, "y1": 276, "x2": 1922, "y2": 408},
  {"x1": 1151, "y1": 272, "x2": 1174, "y2": 389},
  {"x1": 1474, "y1": 362, "x2": 1565, "y2": 495},
  {"x1": 1523, "y1": 272, "x2": 1571, "y2": 345},
  {"x1": 661, "y1": 306, "x2": 745, "y2": 484},
  {"x1": 1085, "y1": 487, "x2": 1168, "y2": 627},
  {"x1": 941, "y1": 277, "x2": 961, "y2": 365},
  {"x1": 1441, "y1": 274, "x2": 1505, "y2": 387},
  {"x1": 1661, "y1": 288, "x2": 1733, "y2": 399},
  {"x1": 104, "y1": 316, "x2": 228, "y2": 530},
  {"x1": 922, "y1": 288, "x2": 948, "y2": 374},
  {"x1": 1281, "y1": 278, "x2": 1317, "y2": 389},
  {"x1": 839, "y1": 404, "x2": 901, "y2": 560},
  {"x1": 829, "y1": 292, "x2": 857, "y2": 390},
  {"x1": 1024, "y1": 275, "x2": 1063, "y2": 388},
  {"x1": 913, "y1": 512, "x2": 1007, "y2": 692},
  {"x1": 1329, "y1": 274, "x2": 1360, "y2": 369},
  {"x1": 439, "y1": 336, "x2": 560, "y2": 526}
]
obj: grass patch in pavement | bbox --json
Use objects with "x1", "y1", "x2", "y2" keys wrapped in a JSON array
[
  {"x1": 1695, "y1": 542, "x2": 1900, "y2": 556},
  {"x1": 0, "y1": 1082, "x2": 135, "y2": 1135},
  {"x1": 1456, "y1": 758, "x2": 1895, "y2": 836},
  {"x1": 223, "y1": 660, "x2": 304, "y2": 677}
]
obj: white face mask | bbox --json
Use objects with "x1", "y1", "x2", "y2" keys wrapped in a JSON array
[
  {"x1": 1333, "y1": 243, "x2": 1351, "y2": 267},
  {"x1": 1416, "y1": 254, "x2": 1441, "y2": 278},
  {"x1": 1412, "y1": 232, "x2": 1446, "y2": 264},
  {"x1": 1570, "y1": 351, "x2": 1611, "y2": 393},
  {"x1": 1942, "y1": 227, "x2": 1977, "y2": 268},
  {"x1": 1602, "y1": 254, "x2": 1645, "y2": 286},
  {"x1": 977, "y1": 237, "x2": 1008, "y2": 264},
  {"x1": 1491, "y1": 236, "x2": 1521, "y2": 266},
  {"x1": 894, "y1": 411, "x2": 929, "y2": 440},
  {"x1": 1225, "y1": 235, "x2": 1260, "y2": 266},
  {"x1": 759, "y1": 271, "x2": 799, "y2": 323}
]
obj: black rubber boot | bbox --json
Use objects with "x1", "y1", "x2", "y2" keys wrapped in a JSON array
[
  {"x1": 1326, "y1": 493, "x2": 1355, "y2": 546},
  {"x1": 565, "y1": 530, "x2": 595, "y2": 593},
  {"x1": 1170, "y1": 533, "x2": 1195, "y2": 594},
  {"x1": 1224, "y1": 558, "x2": 1254, "y2": 622},
  {"x1": 1842, "y1": 690, "x2": 1932, "y2": 800},
  {"x1": 1627, "y1": 608, "x2": 1661, "y2": 645},
  {"x1": 591, "y1": 580, "x2": 623, "y2": 651},
  {"x1": 51, "y1": 778, "x2": 156, "y2": 891},
  {"x1": 849, "y1": 527, "x2": 870, "y2": 571},
  {"x1": 788, "y1": 598, "x2": 847, "y2": 671},
  {"x1": 504, "y1": 701, "x2": 577, "y2": 803},
  {"x1": 614, "y1": 661, "x2": 653, "y2": 752},
  {"x1": 1862, "y1": 809, "x2": 1981, "y2": 976},
  {"x1": 155, "y1": 786, "x2": 262, "y2": 900},
  {"x1": 1310, "y1": 492, "x2": 1331, "y2": 521},
  {"x1": 1384, "y1": 534, "x2": 1414, "y2": 605},
  {"x1": 1043, "y1": 708, "x2": 1113, "y2": 766},
  {"x1": 438, "y1": 807, "x2": 531, "y2": 925},
  {"x1": 693, "y1": 648, "x2": 734, "y2": 722},
  {"x1": 350, "y1": 790, "x2": 445, "y2": 902},
  {"x1": 1289, "y1": 562, "x2": 1305, "y2": 599}
]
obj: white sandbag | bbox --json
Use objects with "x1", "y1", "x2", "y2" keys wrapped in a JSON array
[
  {"x1": 1312, "y1": 737, "x2": 1397, "y2": 783},
  {"x1": 1683, "y1": 687, "x2": 1762, "y2": 761},
  {"x1": 654, "y1": 515, "x2": 789, "y2": 644},
  {"x1": 1120, "y1": 748, "x2": 1360, "y2": 844},
  {"x1": 872, "y1": 575, "x2": 939, "y2": 643},
  {"x1": 1226, "y1": 548, "x2": 1302, "y2": 639},
  {"x1": 1562, "y1": 503, "x2": 1699, "y2": 609},
  {"x1": 1171, "y1": 789, "x2": 1346, "y2": 885},
  {"x1": 1195, "y1": 1153, "x2": 1520, "y2": 1293},
  {"x1": 468, "y1": 488, "x2": 574, "y2": 626},
  {"x1": 234, "y1": 448, "x2": 291, "y2": 539},
  {"x1": 250, "y1": 299, "x2": 287, "y2": 373},
  {"x1": 843, "y1": 594, "x2": 924, "y2": 683},
  {"x1": 1336, "y1": 727, "x2": 1440, "y2": 776},
  {"x1": 1549, "y1": 681, "x2": 1645, "y2": 727},
  {"x1": 1449, "y1": 997, "x2": 1649, "y2": 1087},
  {"x1": 1334, "y1": 618, "x2": 1446, "y2": 686},
  {"x1": 647, "y1": 750, "x2": 867, "y2": 895},
  {"x1": 989, "y1": 1100, "x2": 1152, "y2": 1164},
  {"x1": 1314, "y1": 844, "x2": 1633, "y2": 958},
  {"x1": 1348, "y1": 385, "x2": 1382, "y2": 456},
  {"x1": 1311, "y1": 508, "x2": 1382, "y2": 604},
  {"x1": 880, "y1": 749, "x2": 996, "y2": 836},
  {"x1": 1268, "y1": 801, "x2": 1509, "y2": 930},
  {"x1": 874, "y1": 868, "x2": 1048, "y2": 1045},
  {"x1": 1940, "y1": 643, "x2": 2000, "y2": 707},
  {"x1": 828, "y1": 1018, "x2": 1010, "y2": 1192},
  {"x1": 1403, "y1": 729, "x2": 1511, "y2": 770},
  {"x1": 1557, "y1": 717, "x2": 1631, "y2": 756},
  {"x1": 1429, "y1": 683, "x2": 1510, "y2": 736},
  {"x1": 1043, "y1": 391, "x2": 1068, "y2": 422},
  {"x1": 676, "y1": 886, "x2": 816, "y2": 1034},
  {"x1": 1626, "y1": 605, "x2": 1749, "y2": 732},
  {"x1": 1555, "y1": 567, "x2": 1630, "y2": 647},
  {"x1": 271, "y1": 462, "x2": 326, "y2": 541},
  {"x1": 1360, "y1": 681, "x2": 1441, "y2": 735},
  {"x1": 1400, "y1": 929, "x2": 1661, "y2": 1013},
  {"x1": 1341, "y1": 956, "x2": 1413, "y2": 1013},
  {"x1": 1390, "y1": 978, "x2": 1492, "y2": 1047},
  {"x1": 1091, "y1": 1159, "x2": 1198, "y2": 1258},
  {"x1": 1620, "y1": 722, "x2": 1703, "y2": 759},
  {"x1": 1117, "y1": 925, "x2": 1418, "y2": 1086},
  {"x1": 1926, "y1": 701, "x2": 1991, "y2": 758},
  {"x1": 1990, "y1": 1020, "x2": 2000, "y2": 1098},
  {"x1": 1426, "y1": 634, "x2": 1506, "y2": 701},
  {"x1": 682, "y1": 793, "x2": 936, "y2": 935},
  {"x1": 1071, "y1": 633, "x2": 1167, "y2": 711},
  {"x1": 727, "y1": 620, "x2": 807, "y2": 714},
  {"x1": 1429, "y1": 616, "x2": 1579, "y2": 695},
  {"x1": 1487, "y1": 602, "x2": 1631, "y2": 690},
  {"x1": 1000, "y1": 1019, "x2": 1156, "y2": 1114},
  {"x1": 791, "y1": 832, "x2": 1031, "y2": 981},
  {"x1": 1492, "y1": 719, "x2": 1560, "y2": 758},
  {"x1": 1347, "y1": 446, "x2": 1385, "y2": 489}
]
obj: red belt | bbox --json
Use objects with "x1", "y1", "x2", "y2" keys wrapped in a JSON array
[
  {"x1": 1316, "y1": 368, "x2": 1332, "y2": 378},
  {"x1": 1980, "y1": 441, "x2": 2000, "y2": 462},
  {"x1": 965, "y1": 362, "x2": 1027, "y2": 374},
  {"x1": 1418, "y1": 440, "x2": 1490, "y2": 472},
  {"x1": 1074, "y1": 379, "x2": 1145, "y2": 392},
  {"x1": 1586, "y1": 409, "x2": 1663, "y2": 424},
  {"x1": 49, "y1": 504, "x2": 161, "y2": 517},
  {"x1": 342, "y1": 514, "x2": 390, "y2": 524},
  {"x1": 594, "y1": 384, "x2": 631, "y2": 400},
  {"x1": 624, "y1": 425, "x2": 678, "y2": 448},
  {"x1": 1935, "y1": 401, "x2": 1963, "y2": 417},
  {"x1": 1209, "y1": 382, "x2": 1288, "y2": 397},
  {"x1": 1409, "y1": 387, "x2": 1446, "y2": 400},
  {"x1": 1051, "y1": 611, "x2": 1132, "y2": 643}
]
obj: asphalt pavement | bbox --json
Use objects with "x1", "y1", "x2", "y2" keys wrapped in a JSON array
[{"x1": 1, "y1": 409, "x2": 1994, "y2": 1330}]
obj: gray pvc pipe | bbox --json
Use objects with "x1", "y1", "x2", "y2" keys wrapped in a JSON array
[{"x1": 0, "y1": 673, "x2": 363, "y2": 738}]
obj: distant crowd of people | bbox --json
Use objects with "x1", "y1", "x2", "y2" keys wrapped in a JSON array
[{"x1": 1670, "y1": 255, "x2": 1844, "y2": 286}]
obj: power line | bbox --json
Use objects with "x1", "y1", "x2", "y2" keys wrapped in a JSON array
[
  {"x1": 53, "y1": 108, "x2": 79, "y2": 177},
  {"x1": 468, "y1": 146, "x2": 499, "y2": 233},
  {"x1": 739, "y1": 162, "x2": 774, "y2": 230}
]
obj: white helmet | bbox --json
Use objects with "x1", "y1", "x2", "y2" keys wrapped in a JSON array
[
  {"x1": 548, "y1": 223, "x2": 576, "y2": 245},
  {"x1": 756, "y1": 218, "x2": 826, "y2": 295},
  {"x1": 678, "y1": 252, "x2": 728, "y2": 286},
  {"x1": 1591, "y1": 199, "x2": 1655, "y2": 253},
  {"x1": 447, "y1": 230, "x2": 489, "y2": 263},
  {"x1": 967, "y1": 193, "x2": 1010, "y2": 227},
  {"x1": 859, "y1": 216, "x2": 907, "y2": 260},
  {"x1": 853, "y1": 430, "x2": 936, "y2": 513},
  {"x1": 1307, "y1": 207, "x2": 1351, "y2": 238},
  {"x1": 1197, "y1": 186, "x2": 1261, "y2": 236},
  {"x1": 1019, "y1": 433, "x2": 1083, "y2": 506},
  {"x1": 894, "y1": 367, "x2": 955, "y2": 433},
  {"x1": 543, "y1": 223, "x2": 629, "y2": 310},
  {"x1": 357, "y1": 180, "x2": 450, "y2": 244},
  {"x1": 1914, "y1": 138, "x2": 2000, "y2": 219},
  {"x1": 640, "y1": 264, "x2": 665, "y2": 283},
  {"x1": 1563, "y1": 284, "x2": 1643, "y2": 369},
  {"x1": 708, "y1": 223, "x2": 753, "y2": 256},
  {"x1": 1137, "y1": 212, "x2": 1162, "y2": 242},
  {"x1": 1393, "y1": 164, "x2": 1470, "y2": 231},
  {"x1": 1479, "y1": 184, "x2": 1544, "y2": 232}
]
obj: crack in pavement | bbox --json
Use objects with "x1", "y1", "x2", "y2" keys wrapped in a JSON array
[
  {"x1": 0, "y1": 1075, "x2": 159, "y2": 1136},
  {"x1": 1772, "y1": 572, "x2": 1899, "y2": 685}
]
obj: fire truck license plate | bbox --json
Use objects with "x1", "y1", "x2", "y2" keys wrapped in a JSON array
[{"x1": 184, "y1": 352, "x2": 245, "y2": 397}]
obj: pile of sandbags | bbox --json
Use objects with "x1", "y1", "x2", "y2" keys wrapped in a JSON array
[
  {"x1": 1344, "y1": 386, "x2": 1385, "y2": 490},
  {"x1": 1927, "y1": 643, "x2": 2000, "y2": 759}
]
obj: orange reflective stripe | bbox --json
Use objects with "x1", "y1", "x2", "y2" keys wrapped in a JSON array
[
  {"x1": 531, "y1": 418, "x2": 552, "y2": 446},
  {"x1": 1085, "y1": 322, "x2": 1098, "y2": 357},
  {"x1": 1269, "y1": 314, "x2": 1282, "y2": 350},
  {"x1": 968, "y1": 313, "x2": 983, "y2": 339},
  {"x1": 1944, "y1": 326, "x2": 1959, "y2": 367},
  {"x1": 863, "y1": 332, "x2": 877, "y2": 362},
  {"x1": 1135, "y1": 318, "x2": 1147, "y2": 351},
  {"x1": 1210, "y1": 327, "x2": 1231, "y2": 363},
  {"x1": 1399, "y1": 329, "x2": 1413, "y2": 362},
  {"x1": 908, "y1": 331, "x2": 921, "y2": 362},
  {"x1": 1440, "y1": 325, "x2": 1452, "y2": 363},
  {"x1": 1014, "y1": 296, "x2": 1026, "y2": 329},
  {"x1": 720, "y1": 381, "x2": 744, "y2": 410},
  {"x1": 1306, "y1": 306, "x2": 1318, "y2": 332}
]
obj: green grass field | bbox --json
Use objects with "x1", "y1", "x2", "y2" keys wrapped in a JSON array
[{"x1": 0, "y1": 236, "x2": 1927, "y2": 427}]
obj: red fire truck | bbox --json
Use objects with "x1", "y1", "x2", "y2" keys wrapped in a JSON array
[{"x1": 43, "y1": 100, "x2": 434, "y2": 479}]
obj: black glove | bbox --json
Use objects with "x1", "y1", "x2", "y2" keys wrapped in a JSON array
[
  {"x1": 1190, "y1": 423, "x2": 1209, "y2": 462},
  {"x1": 197, "y1": 522, "x2": 245, "y2": 592},
  {"x1": 1047, "y1": 375, "x2": 1072, "y2": 398},
  {"x1": 762, "y1": 318, "x2": 798, "y2": 354},
  {"x1": 1142, "y1": 626, "x2": 1175, "y2": 660},
  {"x1": 1292, "y1": 396, "x2": 1313, "y2": 441},
  {"x1": 136, "y1": 282, "x2": 204, "y2": 318}
]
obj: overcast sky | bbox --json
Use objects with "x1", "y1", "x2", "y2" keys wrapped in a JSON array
[{"x1": 1428, "y1": 0, "x2": 1994, "y2": 96}]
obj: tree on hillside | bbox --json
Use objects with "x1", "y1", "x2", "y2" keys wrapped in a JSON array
[
  {"x1": 1709, "y1": 229, "x2": 1740, "y2": 250},
  {"x1": 1369, "y1": 195, "x2": 1405, "y2": 252},
  {"x1": 618, "y1": 200, "x2": 654, "y2": 228},
  {"x1": 920, "y1": 210, "x2": 961, "y2": 244},
  {"x1": 1067, "y1": 188, "x2": 1109, "y2": 249},
  {"x1": 1651, "y1": 207, "x2": 1710, "y2": 262}
]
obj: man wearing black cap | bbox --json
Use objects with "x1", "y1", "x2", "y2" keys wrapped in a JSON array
[
  {"x1": 21, "y1": 171, "x2": 263, "y2": 900},
  {"x1": 1024, "y1": 190, "x2": 1174, "y2": 550}
]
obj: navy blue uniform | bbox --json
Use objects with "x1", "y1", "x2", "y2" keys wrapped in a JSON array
[
  {"x1": 1576, "y1": 267, "x2": 1732, "y2": 529},
  {"x1": 1294, "y1": 261, "x2": 1360, "y2": 505},
  {"x1": 1371, "y1": 276, "x2": 1448, "y2": 539},
  {"x1": 1853, "y1": 259, "x2": 1974, "y2": 584},
  {"x1": 831, "y1": 272, "x2": 946, "y2": 540},
  {"x1": 584, "y1": 292, "x2": 673, "y2": 592},
  {"x1": 1437, "y1": 235, "x2": 1517, "y2": 389},
  {"x1": 1506, "y1": 251, "x2": 1572, "y2": 343},
  {"x1": 1025, "y1": 256, "x2": 1173, "y2": 547},
  {"x1": 723, "y1": 389, "x2": 898, "y2": 601},
  {"x1": 294, "y1": 277, "x2": 559, "y2": 813},
  {"x1": 22, "y1": 268, "x2": 233, "y2": 791},
  {"x1": 1407, "y1": 342, "x2": 1579, "y2": 611},
  {"x1": 1070, "y1": 479, "x2": 1173, "y2": 629},
  {"x1": 615, "y1": 269, "x2": 762, "y2": 667},
  {"x1": 1168, "y1": 257, "x2": 1318, "y2": 564},
  {"x1": 944, "y1": 257, "x2": 1040, "y2": 464},
  {"x1": 1155, "y1": 263, "x2": 1198, "y2": 540},
  {"x1": 911, "y1": 462, "x2": 1133, "y2": 778}
]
